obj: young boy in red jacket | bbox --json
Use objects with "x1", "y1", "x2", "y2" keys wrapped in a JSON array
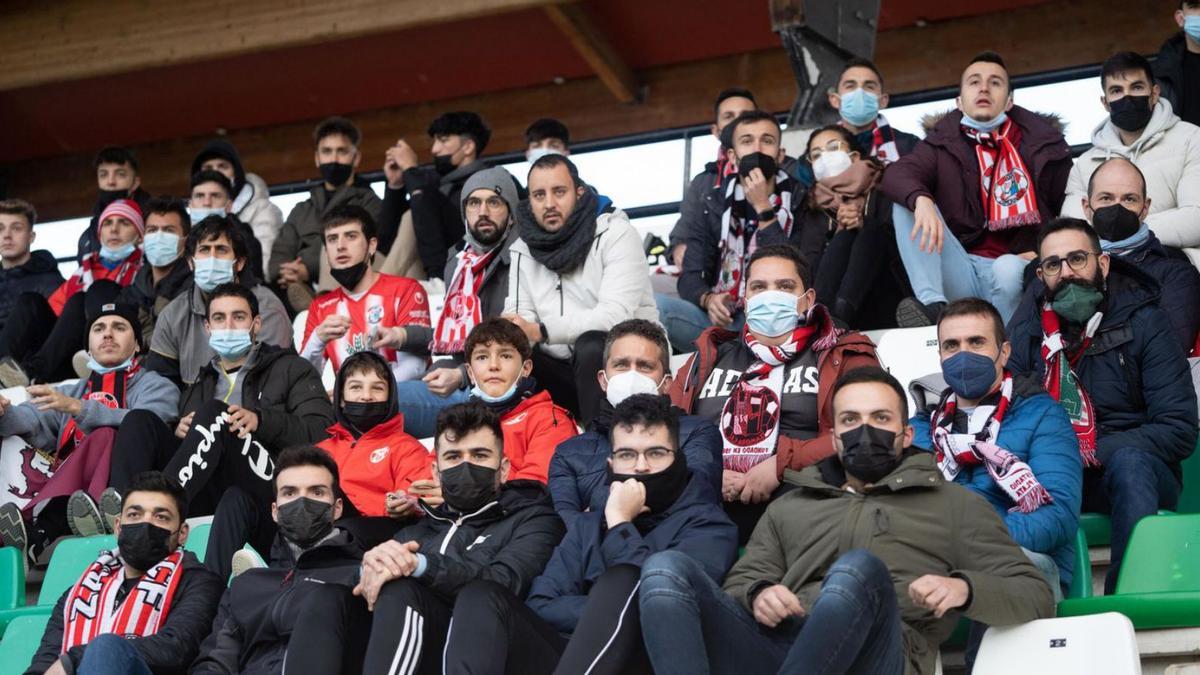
[{"x1": 463, "y1": 318, "x2": 578, "y2": 482}]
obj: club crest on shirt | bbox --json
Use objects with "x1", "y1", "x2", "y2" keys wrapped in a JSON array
[
  {"x1": 721, "y1": 384, "x2": 780, "y2": 446},
  {"x1": 992, "y1": 168, "x2": 1030, "y2": 207},
  {"x1": 370, "y1": 446, "x2": 390, "y2": 464},
  {"x1": 366, "y1": 305, "x2": 384, "y2": 325}
]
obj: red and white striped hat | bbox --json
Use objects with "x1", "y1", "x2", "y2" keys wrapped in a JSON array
[{"x1": 98, "y1": 198, "x2": 144, "y2": 234}]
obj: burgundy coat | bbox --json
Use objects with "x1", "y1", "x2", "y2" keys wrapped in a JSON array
[{"x1": 879, "y1": 105, "x2": 1072, "y2": 254}]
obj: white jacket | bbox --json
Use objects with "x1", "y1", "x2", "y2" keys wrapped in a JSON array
[
  {"x1": 233, "y1": 172, "x2": 285, "y2": 277},
  {"x1": 505, "y1": 208, "x2": 659, "y2": 360},
  {"x1": 1064, "y1": 99, "x2": 1200, "y2": 267}
]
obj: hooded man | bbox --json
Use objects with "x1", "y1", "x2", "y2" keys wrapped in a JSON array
[
  {"x1": 1152, "y1": 0, "x2": 1200, "y2": 127},
  {"x1": 393, "y1": 167, "x2": 522, "y2": 438},
  {"x1": 192, "y1": 138, "x2": 285, "y2": 279},
  {"x1": 503, "y1": 154, "x2": 659, "y2": 424},
  {"x1": 1006, "y1": 217, "x2": 1198, "y2": 593}
]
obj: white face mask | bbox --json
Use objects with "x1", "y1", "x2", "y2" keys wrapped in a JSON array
[
  {"x1": 603, "y1": 370, "x2": 664, "y2": 407},
  {"x1": 811, "y1": 150, "x2": 854, "y2": 181}
]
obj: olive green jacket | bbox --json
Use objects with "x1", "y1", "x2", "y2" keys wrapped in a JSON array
[{"x1": 723, "y1": 452, "x2": 1055, "y2": 675}]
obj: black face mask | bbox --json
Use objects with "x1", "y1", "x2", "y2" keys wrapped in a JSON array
[
  {"x1": 433, "y1": 154, "x2": 457, "y2": 176},
  {"x1": 839, "y1": 424, "x2": 901, "y2": 485},
  {"x1": 330, "y1": 259, "x2": 369, "y2": 289},
  {"x1": 276, "y1": 497, "x2": 335, "y2": 548},
  {"x1": 97, "y1": 188, "x2": 131, "y2": 205},
  {"x1": 439, "y1": 462, "x2": 499, "y2": 514},
  {"x1": 319, "y1": 162, "x2": 354, "y2": 187},
  {"x1": 737, "y1": 152, "x2": 778, "y2": 181},
  {"x1": 343, "y1": 400, "x2": 392, "y2": 434},
  {"x1": 608, "y1": 451, "x2": 690, "y2": 514},
  {"x1": 1109, "y1": 95, "x2": 1153, "y2": 132},
  {"x1": 118, "y1": 522, "x2": 174, "y2": 571},
  {"x1": 1091, "y1": 203, "x2": 1142, "y2": 242}
]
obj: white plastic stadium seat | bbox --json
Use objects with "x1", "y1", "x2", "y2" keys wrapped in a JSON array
[
  {"x1": 0, "y1": 386, "x2": 27, "y2": 406},
  {"x1": 973, "y1": 612, "x2": 1141, "y2": 675},
  {"x1": 292, "y1": 310, "x2": 308, "y2": 352},
  {"x1": 864, "y1": 326, "x2": 940, "y2": 413}
]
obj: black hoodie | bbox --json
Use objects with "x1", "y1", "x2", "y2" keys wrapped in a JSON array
[
  {"x1": 191, "y1": 139, "x2": 248, "y2": 195},
  {"x1": 0, "y1": 249, "x2": 63, "y2": 324},
  {"x1": 331, "y1": 350, "x2": 400, "y2": 438}
]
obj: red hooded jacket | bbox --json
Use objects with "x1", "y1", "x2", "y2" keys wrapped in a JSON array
[
  {"x1": 319, "y1": 414, "x2": 433, "y2": 517},
  {"x1": 500, "y1": 390, "x2": 578, "y2": 483}
]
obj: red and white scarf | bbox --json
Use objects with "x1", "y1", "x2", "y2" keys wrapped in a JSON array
[
  {"x1": 62, "y1": 549, "x2": 185, "y2": 651},
  {"x1": 1040, "y1": 303, "x2": 1101, "y2": 467},
  {"x1": 931, "y1": 373, "x2": 1053, "y2": 513},
  {"x1": 864, "y1": 114, "x2": 902, "y2": 165},
  {"x1": 56, "y1": 251, "x2": 143, "y2": 314},
  {"x1": 721, "y1": 305, "x2": 839, "y2": 472},
  {"x1": 431, "y1": 247, "x2": 497, "y2": 355},
  {"x1": 57, "y1": 360, "x2": 138, "y2": 455},
  {"x1": 714, "y1": 170, "x2": 795, "y2": 304},
  {"x1": 961, "y1": 119, "x2": 1041, "y2": 231}
]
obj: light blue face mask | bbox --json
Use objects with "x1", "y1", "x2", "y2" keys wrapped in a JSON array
[
  {"x1": 1185, "y1": 16, "x2": 1200, "y2": 42},
  {"x1": 471, "y1": 380, "x2": 518, "y2": 404},
  {"x1": 745, "y1": 290, "x2": 802, "y2": 337},
  {"x1": 193, "y1": 256, "x2": 236, "y2": 293},
  {"x1": 209, "y1": 329, "x2": 253, "y2": 360},
  {"x1": 839, "y1": 88, "x2": 880, "y2": 127},
  {"x1": 86, "y1": 355, "x2": 134, "y2": 375},
  {"x1": 961, "y1": 111, "x2": 1008, "y2": 132},
  {"x1": 188, "y1": 207, "x2": 226, "y2": 225},
  {"x1": 143, "y1": 231, "x2": 181, "y2": 267},
  {"x1": 99, "y1": 242, "x2": 136, "y2": 262}
]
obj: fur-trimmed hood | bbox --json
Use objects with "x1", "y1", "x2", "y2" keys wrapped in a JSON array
[{"x1": 920, "y1": 106, "x2": 1066, "y2": 136}]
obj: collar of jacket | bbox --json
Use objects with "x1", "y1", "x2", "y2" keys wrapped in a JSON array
[{"x1": 787, "y1": 450, "x2": 942, "y2": 496}]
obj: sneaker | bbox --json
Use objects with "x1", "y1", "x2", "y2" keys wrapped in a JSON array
[
  {"x1": 72, "y1": 350, "x2": 92, "y2": 379},
  {"x1": 230, "y1": 548, "x2": 266, "y2": 578},
  {"x1": 99, "y1": 488, "x2": 122, "y2": 533},
  {"x1": 0, "y1": 502, "x2": 30, "y2": 572},
  {"x1": 896, "y1": 298, "x2": 946, "y2": 328},
  {"x1": 0, "y1": 357, "x2": 29, "y2": 389},
  {"x1": 67, "y1": 491, "x2": 105, "y2": 537}
]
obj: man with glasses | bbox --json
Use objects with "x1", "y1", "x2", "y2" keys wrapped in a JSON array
[
  {"x1": 440, "y1": 394, "x2": 736, "y2": 675},
  {"x1": 1006, "y1": 217, "x2": 1197, "y2": 593}
]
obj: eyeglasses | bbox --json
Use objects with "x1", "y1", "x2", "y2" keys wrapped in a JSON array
[
  {"x1": 464, "y1": 196, "x2": 506, "y2": 212},
  {"x1": 808, "y1": 140, "x2": 850, "y2": 161},
  {"x1": 1038, "y1": 250, "x2": 1098, "y2": 277},
  {"x1": 610, "y1": 447, "x2": 675, "y2": 469}
]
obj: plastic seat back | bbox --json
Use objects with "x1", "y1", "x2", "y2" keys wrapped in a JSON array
[
  {"x1": 1066, "y1": 528, "x2": 1091, "y2": 600},
  {"x1": 292, "y1": 310, "x2": 308, "y2": 352},
  {"x1": 184, "y1": 522, "x2": 211, "y2": 564},
  {"x1": 39, "y1": 535, "x2": 116, "y2": 606},
  {"x1": 863, "y1": 326, "x2": 940, "y2": 413},
  {"x1": 1177, "y1": 438, "x2": 1200, "y2": 514},
  {"x1": 1116, "y1": 513, "x2": 1200, "y2": 594},
  {"x1": 0, "y1": 548, "x2": 24, "y2": 610},
  {"x1": 0, "y1": 613, "x2": 50, "y2": 675},
  {"x1": 974, "y1": 612, "x2": 1140, "y2": 675}
]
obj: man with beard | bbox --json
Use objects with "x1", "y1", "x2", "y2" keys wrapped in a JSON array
[
  {"x1": 354, "y1": 401, "x2": 564, "y2": 674},
  {"x1": 503, "y1": 154, "x2": 659, "y2": 424},
  {"x1": 393, "y1": 167, "x2": 522, "y2": 438},
  {"x1": 639, "y1": 367, "x2": 1055, "y2": 675},
  {"x1": 301, "y1": 205, "x2": 430, "y2": 384},
  {"x1": 664, "y1": 110, "x2": 806, "y2": 355},
  {"x1": 1006, "y1": 217, "x2": 1197, "y2": 593}
]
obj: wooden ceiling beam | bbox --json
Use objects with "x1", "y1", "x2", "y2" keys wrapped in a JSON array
[{"x1": 543, "y1": 3, "x2": 642, "y2": 103}]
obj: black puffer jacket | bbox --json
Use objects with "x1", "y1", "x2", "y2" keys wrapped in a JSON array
[
  {"x1": 0, "y1": 250, "x2": 63, "y2": 325},
  {"x1": 1154, "y1": 32, "x2": 1200, "y2": 127}
]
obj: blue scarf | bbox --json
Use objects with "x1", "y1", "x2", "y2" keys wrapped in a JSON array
[{"x1": 1100, "y1": 222, "x2": 1151, "y2": 255}]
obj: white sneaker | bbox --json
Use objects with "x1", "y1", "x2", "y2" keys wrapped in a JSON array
[
  {"x1": 230, "y1": 548, "x2": 266, "y2": 578},
  {"x1": 72, "y1": 351, "x2": 92, "y2": 379},
  {"x1": 99, "y1": 488, "x2": 122, "y2": 534}
]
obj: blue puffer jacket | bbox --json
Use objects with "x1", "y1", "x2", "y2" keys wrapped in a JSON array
[
  {"x1": 1007, "y1": 258, "x2": 1198, "y2": 480},
  {"x1": 526, "y1": 471, "x2": 737, "y2": 634},
  {"x1": 548, "y1": 407, "x2": 722, "y2": 527},
  {"x1": 910, "y1": 375, "x2": 1083, "y2": 589},
  {"x1": 0, "y1": 249, "x2": 63, "y2": 325}
]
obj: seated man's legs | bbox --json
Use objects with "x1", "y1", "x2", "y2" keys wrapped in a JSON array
[
  {"x1": 362, "y1": 577, "x2": 454, "y2": 675},
  {"x1": 970, "y1": 253, "x2": 1028, "y2": 324},
  {"x1": 892, "y1": 205, "x2": 985, "y2": 312},
  {"x1": 75, "y1": 633, "x2": 152, "y2": 675},
  {"x1": 572, "y1": 330, "x2": 608, "y2": 426},
  {"x1": 283, "y1": 582, "x2": 372, "y2": 675},
  {"x1": 531, "y1": 349, "x2": 580, "y2": 419},
  {"x1": 655, "y1": 293, "x2": 711, "y2": 356},
  {"x1": 443, "y1": 580, "x2": 565, "y2": 675},
  {"x1": 639, "y1": 550, "x2": 793, "y2": 675},
  {"x1": 163, "y1": 400, "x2": 276, "y2": 513},
  {"x1": 1082, "y1": 447, "x2": 1181, "y2": 594},
  {"x1": 779, "y1": 549, "x2": 905, "y2": 675},
  {"x1": 206, "y1": 486, "x2": 276, "y2": 581},
  {"x1": 392, "y1": 380, "x2": 470, "y2": 439},
  {"x1": 108, "y1": 410, "x2": 180, "y2": 493},
  {"x1": 556, "y1": 564, "x2": 651, "y2": 675}
]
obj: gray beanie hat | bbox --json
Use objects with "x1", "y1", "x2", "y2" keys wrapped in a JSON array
[{"x1": 459, "y1": 167, "x2": 520, "y2": 222}]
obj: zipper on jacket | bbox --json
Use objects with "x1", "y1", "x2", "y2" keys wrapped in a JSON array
[
  {"x1": 556, "y1": 277, "x2": 563, "y2": 315},
  {"x1": 436, "y1": 501, "x2": 500, "y2": 554}
]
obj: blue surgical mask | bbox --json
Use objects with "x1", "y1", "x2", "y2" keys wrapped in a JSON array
[
  {"x1": 193, "y1": 256, "x2": 236, "y2": 293},
  {"x1": 471, "y1": 380, "x2": 518, "y2": 404},
  {"x1": 746, "y1": 290, "x2": 801, "y2": 337},
  {"x1": 1186, "y1": 16, "x2": 1200, "y2": 42},
  {"x1": 86, "y1": 355, "x2": 134, "y2": 375},
  {"x1": 188, "y1": 207, "x2": 226, "y2": 225},
  {"x1": 209, "y1": 329, "x2": 253, "y2": 360},
  {"x1": 941, "y1": 351, "x2": 999, "y2": 400},
  {"x1": 960, "y1": 111, "x2": 1008, "y2": 132},
  {"x1": 838, "y1": 88, "x2": 880, "y2": 127},
  {"x1": 99, "y1": 242, "x2": 136, "y2": 262},
  {"x1": 142, "y1": 231, "x2": 181, "y2": 267}
]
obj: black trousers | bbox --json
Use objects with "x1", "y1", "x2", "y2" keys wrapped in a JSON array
[
  {"x1": 363, "y1": 578, "x2": 454, "y2": 675},
  {"x1": 444, "y1": 565, "x2": 651, "y2": 675},
  {"x1": 0, "y1": 281, "x2": 122, "y2": 382},
  {"x1": 163, "y1": 400, "x2": 276, "y2": 516},
  {"x1": 530, "y1": 330, "x2": 606, "y2": 426},
  {"x1": 206, "y1": 486, "x2": 277, "y2": 581},
  {"x1": 282, "y1": 582, "x2": 372, "y2": 675},
  {"x1": 109, "y1": 409, "x2": 181, "y2": 493}
]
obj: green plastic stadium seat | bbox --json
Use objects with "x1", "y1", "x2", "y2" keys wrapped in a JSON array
[
  {"x1": 1177, "y1": 441, "x2": 1200, "y2": 515},
  {"x1": 185, "y1": 523, "x2": 211, "y2": 564},
  {"x1": 0, "y1": 534, "x2": 115, "y2": 636},
  {"x1": 1066, "y1": 527, "x2": 1091, "y2": 600},
  {"x1": 1057, "y1": 514, "x2": 1200, "y2": 629},
  {"x1": 0, "y1": 548, "x2": 25, "y2": 610},
  {"x1": 1078, "y1": 513, "x2": 1110, "y2": 547},
  {"x1": 0, "y1": 613, "x2": 50, "y2": 675}
]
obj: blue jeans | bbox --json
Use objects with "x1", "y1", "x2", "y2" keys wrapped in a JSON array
[
  {"x1": 77, "y1": 633, "x2": 152, "y2": 675},
  {"x1": 1082, "y1": 447, "x2": 1181, "y2": 594},
  {"x1": 892, "y1": 204, "x2": 1028, "y2": 322},
  {"x1": 393, "y1": 380, "x2": 471, "y2": 439},
  {"x1": 655, "y1": 293, "x2": 744, "y2": 356},
  {"x1": 639, "y1": 549, "x2": 906, "y2": 675}
]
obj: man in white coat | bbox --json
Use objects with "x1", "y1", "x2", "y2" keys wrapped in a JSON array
[
  {"x1": 503, "y1": 154, "x2": 659, "y2": 425},
  {"x1": 1063, "y1": 51, "x2": 1200, "y2": 268}
]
